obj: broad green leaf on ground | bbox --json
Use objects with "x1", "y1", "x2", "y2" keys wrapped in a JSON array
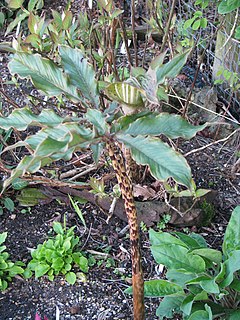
[
  {"x1": 8, "y1": 52, "x2": 81, "y2": 102},
  {"x1": 166, "y1": 269, "x2": 197, "y2": 287},
  {"x1": 156, "y1": 296, "x2": 184, "y2": 319},
  {"x1": 174, "y1": 232, "x2": 206, "y2": 249},
  {"x1": 16, "y1": 188, "x2": 48, "y2": 206},
  {"x1": 151, "y1": 243, "x2": 206, "y2": 273},
  {"x1": 117, "y1": 134, "x2": 193, "y2": 190},
  {"x1": 188, "y1": 310, "x2": 211, "y2": 320},
  {"x1": 223, "y1": 206, "x2": 240, "y2": 256},
  {"x1": 124, "y1": 279, "x2": 183, "y2": 297},
  {"x1": 220, "y1": 250, "x2": 240, "y2": 287},
  {"x1": 149, "y1": 229, "x2": 188, "y2": 247},
  {"x1": 121, "y1": 113, "x2": 207, "y2": 139},
  {"x1": 143, "y1": 280, "x2": 184, "y2": 297},
  {"x1": 0, "y1": 108, "x2": 64, "y2": 131},
  {"x1": 191, "y1": 248, "x2": 222, "y2": 264},
  {"x1": 156, "y1": 49, "x2": 191, "y2": 84},
  {"x1": 105, "y1": 82, "x2": 144, "y2": 107},
  {"x1": 59, "y1": 46, "x2": 99, "y2": 107}
]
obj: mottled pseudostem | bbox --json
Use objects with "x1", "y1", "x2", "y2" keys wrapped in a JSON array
[{"x1": 106, "y1": 138, "x2": 145, "y2": 320}]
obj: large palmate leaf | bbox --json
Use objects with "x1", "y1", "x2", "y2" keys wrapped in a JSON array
[
  {"x1": 105, "y1": 82, "x2": 144, "y2": 107},
  {"x1": 8, "y1": 52, "x2": 81, "y2": 102},
  {"x1": 117, "y1": 134, "x2": 193, "y2": 190},
  {"x1": 121, "y1": 113, "x2": 207, "y2": 139},
  {"x1": 156, "y1": 50, "x2": 191, "y2": 84},
  {"x1": 59, "y1": 46, "x2": 99, "y2": 107},
  {"x1": 223, "y1": 206, "x2": 240, "y2": 257},
  {"x1": 0, "y1": 108, "x2": 64, "y2": 131}
]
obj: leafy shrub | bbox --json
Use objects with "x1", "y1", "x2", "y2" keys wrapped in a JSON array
[
  {"x1": 26, "y1": 222, "x2": 88, "y2": 285},
  {"x1": 0, "y1": 232, "x2": 25, "y2": 290},
  {"x1": 137, "y1": 206, "x2": 240, "y2": 320}
]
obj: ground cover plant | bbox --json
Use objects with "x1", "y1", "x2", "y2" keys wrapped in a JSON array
[
  {"x1": 131, "y1": 206, "x2": 240, "y2": 319},
  {"x1": 0, "y1": 232, "x2": 25, "y2": 291},
  {"x1": 26, "y1": 221, "x2": 89, "y2": 285},
  {"x1": 0, "y1": 0, "x2": 239, "y2": 319}
]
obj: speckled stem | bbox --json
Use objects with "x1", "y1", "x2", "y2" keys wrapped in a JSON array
[{"x1": 106, "y1": 137, "x2": 145, "y2": 320}]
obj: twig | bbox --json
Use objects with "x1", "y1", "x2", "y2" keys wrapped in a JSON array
[
  {"x1": 68, "y1": 164, "x2": 97, "y2": 181},
  {"x1": 184, "y1": 128, "x2": 239, "y2": 157},
  {"x1": 131, "y1": 0, "x2": 138, "y2": 66},
  {"x1": 220, "y1": 8, "x2": 239, "y2": 50},
  {"x1": 168, "y1": 93, "x2": 240, "y2": 125},
  {"x1": 118, "y1": 18, "x2": 133, "y2": 67},
  {"x1": 0, "y1": 87, "x2": 20, "y2": 109},
  {"x1": 159, "y1": 0, "x2": 177, "y2": 53},
  {"x1": 106, "y1": 197, "x2": 117, "y2": 224}
]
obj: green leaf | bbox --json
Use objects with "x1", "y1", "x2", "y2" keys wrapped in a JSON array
[
  {"x1": 184, "y1": 18, "x2": 195, "y2": 29},
  {"x1": 63, "y1": 239, "x2": 71, "y2": 251},
  {"x1": 2, "y1": 122, "x2": 93, "y2": 189},
  {"x1": 7, "y1": 0, "x2": 24, "y2": 9},
  {"x1": 156, "y1": 296, "x2": 184, "y2": 319},
  {"x1": 192, "y1": 19, "x2": 201, "y2": 30},
  {"x1": 143, "y1": 279, "x2": 184, "y2": 297},
  {"x1": 62, "y1": 11, "x2": 73, "y2": 30},
  {"x1": 105, "y1": 82, "x2": 144, "y2": 108},
  {"x1": 8, "y1": 52, "x2": 81, "y2": 102},
  {"x1": 156, "y1": 50, "x2": 191, "y2": 84},
  {"x1": 0, "y1": 232, "x2": 7, "y2": 246},
  {"x1": 35, "y1": 263, "x2": 50, "y2": 278},
  {"x1": 218, "y1": 0, "x2": 240, "y2": 14},
  {"x1": 78, "y1": 256, "x2": 89, "y2": 273},
  {"x1": 122, "y1": 113, "x2": 207, "y2": 139},
  {"x1": 28, "y1": 0, "x2": 44, "y2": 11},
  {"x1": 0, "y1": 108, "x2": 64, "y2": 131},
  {"x1": 223, "y1": 206, "x2": 240, "y2": 256},
  {"x1": 12, "y1": 178, "x2": 29, "y2": 190},
  {"x1": 85, "y1": 109, "x2": 107, "y2": 135},
  {"x1": 16, "y1": 188, "x2": 48, "y2": 206},
  {"x1": 221, "y1": 250, "x2": 240, "y2": 287},
  {"x1": 174, "y1": 232, "x2": 205, "y2": 249},
  {"x1": 3, "y1": 198, "x2": 15, "y2": 212},
  {"x1": 125, "y1": 279, "x2": 183, "y2": 297},
  {"x1": 8, "y1": 265, "x2": 24, "y2": 276},
  {"x1": 53, "y1": 222, "x2": 64, "y2": 235},
  {"x1": 52, "y1": 257, "x2": 64, "y2": 271},
  {"x1": 0, "y1": 12, "x2": 5, "y2": 28},
  {"x1": 117, "y1": 134, "x2": 193, "y2": 190},
  {"x1": 65, "y1": 271, "x2": 76, "y2": 285},
  {"x1": 166, "y1": 269, "x2": 196, "y2": 287},
  {"x1": 234, "y1": 26, "x2": 240, "y2": 40},
  {"x1": 5, "y1": 12, "x2": 29, "y2": 35},
  {"x1": 227, "y1": 310, "x2": 240, "y2": 319},
  {"x1": 191, "y1": 248, "x2": 222, "y2": 264},
  {"x1": 59, "y1": 45, "x2": 99, "y2": 107},
  {"x1": 149, "y1": 229, "x2": 187, "y2": 247},
  {"x1": 188, "y1": 304, "x2": 212, "y2": 320},
  {"x1": 181, "y1": 294, "x2": 194, "y2": 315},
  {"x1": 200, "y1": 279, "x2": 219, "y2": 294},
  {"x1": 151, "y1": 243, "x2": 206, "y2": 273}
]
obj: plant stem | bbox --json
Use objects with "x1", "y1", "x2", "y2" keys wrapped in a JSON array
[{"x1": 106, "y1": 137, "x2": 145, "y2": 320}]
